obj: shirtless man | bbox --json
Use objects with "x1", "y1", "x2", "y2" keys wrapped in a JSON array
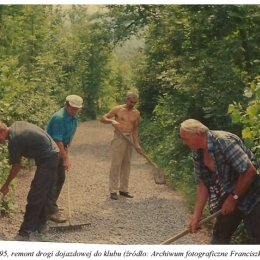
[
  {"x1": 100, "y1": 90, "x2": 142, "y2": 200},
  {"x1": 180, "y1": 119, "x2": 260, "y2": 244}
]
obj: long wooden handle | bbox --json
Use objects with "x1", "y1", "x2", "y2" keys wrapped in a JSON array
[
  {"x1": 67, "y1": 169, "x2": 71, "y2": 225},
  {"x1": 117, "y1": 130, "x2": 158, "y2": 167},
  {"x1": 66, "y1": 148, "x2": 72, "y2": 225},
  {"x1": 161, "y1": 210, "x2": 222, "y2": 245}
]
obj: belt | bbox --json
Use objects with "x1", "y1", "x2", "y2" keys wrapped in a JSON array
[{"x1": 115, "y1": 131, "x2": 132, "y2": 137}]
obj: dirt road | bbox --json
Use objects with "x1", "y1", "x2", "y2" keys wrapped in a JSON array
[{"x1": 0, "y1": 120, "x2": 209, "y2": 244}]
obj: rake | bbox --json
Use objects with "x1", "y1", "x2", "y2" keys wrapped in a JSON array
[
  {"x1": 49, "y1": 165, "x2": 91, "y2": 232},
  {"x1": 161, "y1": 210, "x2": 222, "y2": 244}
]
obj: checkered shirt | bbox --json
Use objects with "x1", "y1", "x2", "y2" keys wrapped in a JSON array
[{"x1": 192, "y1": 130, "x2": 260, "y2": 214}]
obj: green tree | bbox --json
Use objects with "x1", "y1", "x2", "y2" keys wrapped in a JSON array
[{"x1": 65, "y1": 5, "x2": 113, "y2": 119}]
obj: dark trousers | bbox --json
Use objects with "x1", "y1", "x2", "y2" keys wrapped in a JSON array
[
  {"x1": 46, "y1": 156, "x2": 66, "y2": 215},
  {"x1": 18, "y1": 153, "x2": 59, "y2": 237},
  {"x1": 211, "y1": 200, "x2": 260, "y2": 244}
]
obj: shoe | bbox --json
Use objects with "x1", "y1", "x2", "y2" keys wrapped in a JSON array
[
  {"x1": 110, "y1": 193, "x2": 118, "y2": 200},
  {"x1": 35, "y1": 225, "x2": 49, "y2": 235},
  {"x1": 13, "y1": 234, "x2": 29, "y2": 241},
  {"x1": 119, "y1": 191, "x2": 134, "y2": 198},
  {"x1": 48, "y1": 212, "x2": 67, "y2": 223}
]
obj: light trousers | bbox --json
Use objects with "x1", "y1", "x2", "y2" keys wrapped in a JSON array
[{"x1": 109, "y1": 131, "x2": 133, "y2": 193}]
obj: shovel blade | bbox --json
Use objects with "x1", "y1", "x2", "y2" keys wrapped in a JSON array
[{"x1": 151, "y1": 168, "x2": 166, "y2": 184}]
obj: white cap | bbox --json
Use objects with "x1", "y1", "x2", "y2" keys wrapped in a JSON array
[{"x1": 66, "y1": 95, "x2": 83, "y2": 108}]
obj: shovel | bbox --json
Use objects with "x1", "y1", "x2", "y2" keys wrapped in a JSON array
[
  {"x1": 118, "y1": 130, "x2": 166, "y2": 184},
  {"x1": 161, "y1": 210, "x2": 222, "y2": 244}
]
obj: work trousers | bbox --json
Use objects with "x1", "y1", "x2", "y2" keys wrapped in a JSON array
[
  {"x1": 109, "y1": 131, "x2": 133, "y2": 193},
  {"x1": 46, "y1": 155, "x2": 66, "y2": 215},
  {"x1": 210, "y1": 199, "x2": 260, "y2": 244},
  {"x1": 19, "y1": 153, "x2": 59, "y2": 237}
]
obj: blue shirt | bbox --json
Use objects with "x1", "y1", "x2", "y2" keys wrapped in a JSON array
[
  {"x1": 46, "y1": 107, "x2": 78, "y2": 145},
  {"x1": 193, "y1": 130, "x2": 260, "y2": 214}
]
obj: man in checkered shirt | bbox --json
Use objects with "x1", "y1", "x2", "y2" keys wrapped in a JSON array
[{"x1": 180, "y1": 119, "x2": 260, "y2": 244}]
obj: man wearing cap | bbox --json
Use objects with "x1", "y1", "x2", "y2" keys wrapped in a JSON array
[{"x1": 46, "y1": 94, "x2": 83, "y2": 223}]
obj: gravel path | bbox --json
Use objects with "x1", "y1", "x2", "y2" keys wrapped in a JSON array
[{"x1": 0, "y1": 120, "x2": 209, "y2": 244}]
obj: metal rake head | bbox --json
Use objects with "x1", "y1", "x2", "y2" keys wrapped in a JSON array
[{"x1": 49, "y1": 223, "x2": 91, "y2": 232}]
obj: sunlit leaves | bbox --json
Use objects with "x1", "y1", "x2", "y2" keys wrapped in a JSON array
[
  {"x1": 228, "y1": 76, "x2": 260, "y2": 156},
  {"x1": 244, "y1": 87, "x2": 253, "y2": 98},
  {"x1": 242, "y1": 127, "x2": 253, "y2": 139}
]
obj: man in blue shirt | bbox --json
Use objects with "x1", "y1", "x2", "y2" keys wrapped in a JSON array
[
  {"x1": 180, "y1": 119, "x2": 260, "y2": 244},
  {"x1": 46, "y1": 95, "x2": 83, "y2": 223}
]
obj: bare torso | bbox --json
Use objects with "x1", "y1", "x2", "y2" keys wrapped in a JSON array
[{"x1": 114, "y1": 105, "x2": 140, "y2": 133}]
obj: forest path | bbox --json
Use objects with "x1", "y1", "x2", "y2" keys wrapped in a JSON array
[{"x1": 0, "y1": 120, "x2": 209, "y2": 244}]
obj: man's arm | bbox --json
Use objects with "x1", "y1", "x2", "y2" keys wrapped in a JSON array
[
  {"x1": 55, "y1": 141, "x2": 70, "y2": 170},
  {"x1": 222, "y1": 164, "x2": 257, "y2": 215},
  {"x1": 47, "y1": 115, "x2": 70, "y2": 169},
  {"x1": 67, "y1": 127, "x2": 77, "y2": 148},
  {"x1": 189, "y1": 181, "x2": 209, "y2": 233},
  {"x1": 0, "y1": 164, "x2": 21, "y2": 195},
  {"x1": 100, "y1": 107, "x2": 119, "y2": 126}
]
